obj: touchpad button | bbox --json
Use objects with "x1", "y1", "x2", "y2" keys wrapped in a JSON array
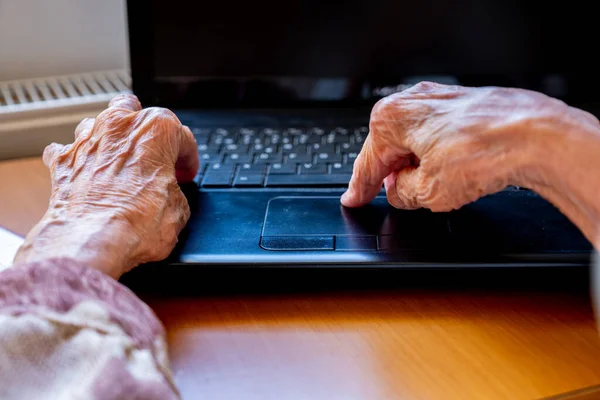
[{"x1": 336, "y1": 236, "x2": 378, "y2": 251}]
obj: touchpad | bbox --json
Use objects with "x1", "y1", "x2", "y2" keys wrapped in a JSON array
[{"x1": 260, "y1": 196, "x2": 450, "y2": 251}]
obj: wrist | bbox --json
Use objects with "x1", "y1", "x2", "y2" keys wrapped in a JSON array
[
  {"x1": 13, "y1": 204, "x2": 141, "y2": 279},
  {"x1": 513, "y1": 107, "x2": 600, "y2": 246}
]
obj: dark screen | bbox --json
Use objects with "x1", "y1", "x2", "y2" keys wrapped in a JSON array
[{"x1": 140, "y1": 0, "x2": 600, "y2": 106}]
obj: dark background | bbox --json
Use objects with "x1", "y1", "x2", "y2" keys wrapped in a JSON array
[{"x1": 132, "y1": 0, "x2": 600, "y2": 108}]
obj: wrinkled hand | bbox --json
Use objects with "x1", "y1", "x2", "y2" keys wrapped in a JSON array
[
  {"x1": 14, "y1": 94, "x2": 199, "y2": 278},
  {"x1": 341, "y1": 81, "x2": 596, "y2": 211}
]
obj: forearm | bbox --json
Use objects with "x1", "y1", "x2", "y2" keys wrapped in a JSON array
[
  {"x1": 13, "y1": 203, "x2": 141, "y2": 279},
  {"x1": 515, "y1": 108, "x2": 600, "y2": 248},
  {"x1": 6, "y1": 204, "x2": 179, "y2": 398}
]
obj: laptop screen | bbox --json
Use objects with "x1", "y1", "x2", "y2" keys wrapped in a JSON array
[{"x1": 131, "y1": 0, "x2": 600, "y2": 108}]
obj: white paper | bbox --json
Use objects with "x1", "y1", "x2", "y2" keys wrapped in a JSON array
[{"x1": 0, "y1": 228, "x2": 24, "y2": 271}]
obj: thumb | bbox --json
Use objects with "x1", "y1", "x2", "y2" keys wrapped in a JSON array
[
  {"x1": 42, "y1": 143, "x2": 65, "y2": 168},
  {"x1": 175, "y1": 125, "x2": 200, "y2": 182},
  {"x1": 384, "y1": 166, "x2": 423, "y2": 210}
]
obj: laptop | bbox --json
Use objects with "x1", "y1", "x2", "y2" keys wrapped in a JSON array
[{"x1": 124, "y1": 0, "x2": 597, "y2": 272}]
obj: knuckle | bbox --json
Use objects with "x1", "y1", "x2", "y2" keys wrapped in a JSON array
[
  {"x1": 371, "y1": 94, "x2": 401, "y2": 121},
  {"x1": 394, "y1": 191, "x2": 417, "y2": 210},
  {"x1": 411, "y1": 81, "x2": 437, "y2": 92},
  {"x1": 416, "y1": 173, "x2": 435, "y2": 206},
  {"x1": 42, "y1": 143, "x2": 55, "y2": 156},
  {"x1": 146, "y1": 107, "x2": 179, "y2": 123},
  {"x1": 140, "y1": 108, "x2": 181, "y2": 136},
  {"x1": 412, "y1": 170, "x2": 432, "y2": 208},
  {"x1": 385, "y1": 187, "x2": 404, "y2": 209},
  {"x1": 152, "y1": 239, "x2": 175, "y2": 261},
  {"x1": 76, "y1": 117, "x2": 94, "y2": 128},
  {"x1": 42, "y1": 143, "x2": 63, "y2": 166},
  {"x1": 108, "y1": 94, "x2": 142, "y2": 111},
  {"x1": 418, "y1": 173, "x2": 458, "y2": 212}
]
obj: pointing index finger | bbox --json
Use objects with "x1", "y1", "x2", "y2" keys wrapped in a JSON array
[{"x1": 341, "y1": 136, "x2": 392, "y2": 207}]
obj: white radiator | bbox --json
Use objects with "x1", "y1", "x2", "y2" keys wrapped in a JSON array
[{"x1": 0, "y1": 69, "x2": 131, "y2": 160}]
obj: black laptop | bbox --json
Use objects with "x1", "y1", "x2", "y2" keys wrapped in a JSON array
[{"x1": 124, "y1": 0, "x2": 597, "y2": 270}]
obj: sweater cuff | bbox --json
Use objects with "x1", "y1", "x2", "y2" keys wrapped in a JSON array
[{"x1": 0, "y1": 258, "x2": 178, "y2": 400}]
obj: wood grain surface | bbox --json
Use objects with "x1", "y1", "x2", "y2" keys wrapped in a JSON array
[
  {"x1": 0, "y1": 157, "x2": 50, "y2": 237},
  {"x1": 2, "y1": 157, "x2": 600, "y2": 400}
]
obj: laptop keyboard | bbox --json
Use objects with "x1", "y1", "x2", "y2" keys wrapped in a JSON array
[{"x1": 192, "y1": 126, "x2": 367, "y2": 188}]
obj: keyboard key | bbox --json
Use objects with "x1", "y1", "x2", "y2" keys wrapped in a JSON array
[
  {"x1": 208, "y1": 163, "x2": 235, "y2": 175},
  {"x1": 310, "y1": 143, "x2": 336, "y2": 153},
  {"x1": 252, "y1": 144, "x2": 264, "y2": 152},
  {"x1": 262, "y1": 128, "x2": 280, "y2": 135},
  {"x1": 192, "y1": 127, "x2": 211, "y2": 135},
  {"x1": 224, "y1": 143, "x2": 248, "y2": 152},
  {"x1": 239, "y1": 128, "x2": 256, "y2": 135},
  {"x1": 200, "y1": 153, "x2": 222, "y2": 163},
  {"x1": 340, "y1": 143, "x2": 362, "y2": 152},
  {"x1": 287, "y1": 153, "x2": 313, "y2": 163},
  {"x1": 198, "y1": 144, "x2": 221, "y2": 153},
  {"x1": 234, "y1": 173, "x2": 265, "y2": 187},
  {"x1": 225, "y1": 153, "x2": 253, "y2": 163},
  {"x1": 297, "y1": 134, "x2": 309, "y2": 144},
  {"x1": 270, "y1": 163, "x2": 297, "y2": 174},
  {"x1": 286, "y1": 128, "x2": 304, "y2": 135},
  {"x1": 332, "y1": 162, "x2": 354, "y2": 173},
  {"x1": 300, "y1": 163, "x2": 328, "y2": 174},
  {"x1": 325, "y1": 133, "x2": 344, "y2": 144},
  {"x1": 209, "y1": 136, "x2": 226, "y2": 145},
  {"x1": 309, "y1": 127, "x2": 326, "y2": 135},
  {"x1": 345, "y1": 153, "x2": 359, "y2": 163},
  {"x1": 283, "y1": 144, "x2": 308, "y2": 154},
  {"x1": 330, "y1": 134, "x2": 350, "y2": 144},
  {"x1": 202, "y1": 172, "x2": 233, "y2": 187},
  {"x1": 266, "y1": 174, "x2": 352, "y2": 187},
  {"x1": 194, "y1": 136, "x2": 210, "y2": 145},
  {"x1": 354, "y1": 135, "x2": 366, "y2": 144},
  {"x1": 240, "y1": 163, "x2": 266, "y2": 173},
  {"x1": 215, "y1": 128, "x2": 231, "y2": 136},
  {"x1": 268, "y1": 135, "x2": 281, "y2": 145},
  {"x1": 255, "y1": 153, "x2": 283, "y2": 163},
  {"x1": 307, "y1": 136, "x2": 322, "y2": 144},
  {"x1": 316, "y1": 153, "x2": 342, "y2": 163}
]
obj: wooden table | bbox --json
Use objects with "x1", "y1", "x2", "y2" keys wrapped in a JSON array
[{"x1": 2, "y1": 156, "x2": 600, "y2": 400}]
